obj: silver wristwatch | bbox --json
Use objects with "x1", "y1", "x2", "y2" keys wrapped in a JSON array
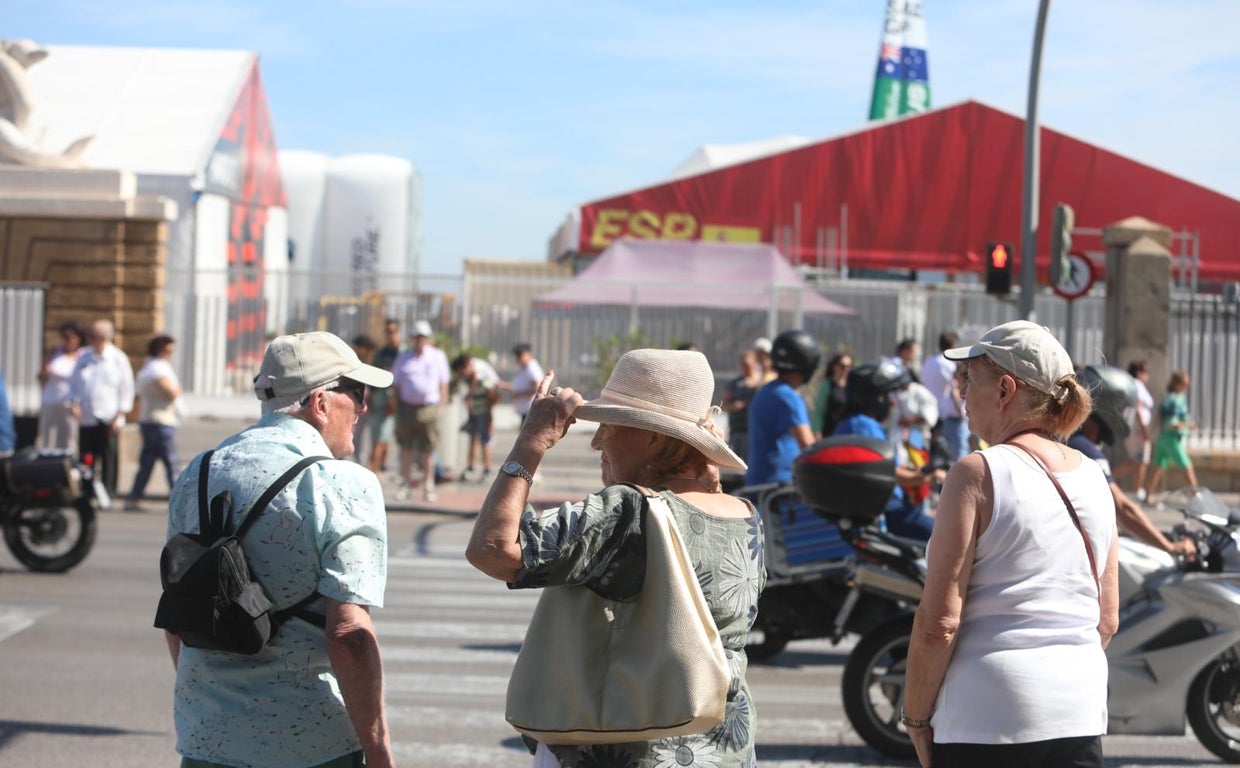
[{"x1": 500, "y1": 460, "x2": 534, "y2": 485}]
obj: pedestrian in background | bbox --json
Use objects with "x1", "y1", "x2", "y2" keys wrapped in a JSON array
[
  {"x1": 921, "y1": 330, "x2": 969, "y2": 463},
  {"x1": 1118, "y1": 359, "x2": 1154, "y2": 501},
  {"x1": 1144, "y1": 369, "x2": 1198, "y2": 498},
  {"x1": 814, "y1": 352, "x2": 853, "y2": 438},
  {"x1": 721, "y1": 346, "x2": 763, "y2": 462},
  {"x1": 367, "y1": 318, "x2": 402, "y2": 477},
  {"x1": 68, "y1": 318, "x2": 134, "y2": 495},
  {"x1": 504, "y1": 343, "x2": 544, "y2": 424},
  {"x1": 752, "y1": 337, "x2": 776, "y2": 384},
  {"x1": 39, "y1": 320, "x2": 87, "y2": 452},
  {"x1": 164, "y1": 331, "x2": 396, "y2": 768},
  {"x1": 452, "y1": 353, "x2": 500, "y2": 482},
  {"x1": 350, "y1": 333, "x2": 378, "y2": 464},
  {"x1": 390, "y1": 320, "x2": 450, "y2": 502},
  {"x1": 124, "y1": 334, "x2": 183, "y2": 511}
]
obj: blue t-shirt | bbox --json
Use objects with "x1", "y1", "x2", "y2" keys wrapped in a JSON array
[
  {"x1": 1068, "y1": 431, "x2": 1112, "y2": 482},
  {"x1": 746, "y1": 380, "x2": 809, "y2": 485}
]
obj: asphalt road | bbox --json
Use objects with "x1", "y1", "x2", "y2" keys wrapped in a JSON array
[{"x1": 0, "y1": 415, "x2": 1231, "y2": 766}]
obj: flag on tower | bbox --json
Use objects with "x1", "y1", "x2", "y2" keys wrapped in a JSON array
[{"x1": 869, "y1": 0, "x2": 931, "y2": 120}]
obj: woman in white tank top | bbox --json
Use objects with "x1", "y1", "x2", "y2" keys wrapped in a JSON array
[{"x1": 903, "y1": 321, "x2": 1120, "y2": 768}]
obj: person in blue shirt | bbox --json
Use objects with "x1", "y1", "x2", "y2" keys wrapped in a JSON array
[
  {"x1": 745, "y1": 330, "x2": 820, "y2": 485},
  {"x1": 1070, "y1": 364, "x2": 1195, "y2": 560},
  {"x1": 0, "y1": 371, "x2": 15, "y2": 454},
  {"x1": 834, "y1": 360, "x2": 938, "y2": 540}
]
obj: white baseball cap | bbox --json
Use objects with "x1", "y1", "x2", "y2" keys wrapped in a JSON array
[
  {"x1": 253, "y1": 331, "x2": 394, "y2": 401},
  {"x1": 410, "y1": 320, "x2": 433, "y2": 338},
  {"x1": 944, "y1": 320, "x2": 1074, "y2": 398}
]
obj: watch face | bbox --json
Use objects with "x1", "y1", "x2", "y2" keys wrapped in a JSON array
[{"x1": 502, "y1": 461, "x2": 521, "y2": 474}]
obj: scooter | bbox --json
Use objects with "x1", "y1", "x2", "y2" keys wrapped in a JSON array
[
  {"x1": 0, "y1": 447, "x2": 107, "y2": 572},
  {"x1": 826, "y1": 468, "x2": 1240, "y2": 763}
]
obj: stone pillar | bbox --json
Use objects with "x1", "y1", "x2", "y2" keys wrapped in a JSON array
[
  {"x1": 0, "y1": 168, "x2": 177, "y2": 369},
  {"x1": 1103, "y1": 216, "x2": 1173, "y2": 400}
]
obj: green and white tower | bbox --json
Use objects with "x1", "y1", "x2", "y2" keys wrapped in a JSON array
[{"x1": 868, "y1": 0, "x2": 931, "y2": 120}]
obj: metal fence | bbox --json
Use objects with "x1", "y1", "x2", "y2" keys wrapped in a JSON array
[
  {"x1": 1170, "y1": 292, "x2": 1240, "y2": 449},
  {"x1": 0, "y1": 282, "x2": 46, "y2": 416},
  {"x1": 99, "y1": 268, "x2": 1240, "y2": 449}
]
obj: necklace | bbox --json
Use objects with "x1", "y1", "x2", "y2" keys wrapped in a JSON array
[{"x1": 664, "y1": 474, "x2": 720, "y2": 493}]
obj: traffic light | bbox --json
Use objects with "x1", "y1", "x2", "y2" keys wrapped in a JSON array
[
  {"x1": 1049, "y1": 203, "x2": 1075, "y2": 285},
  {"x1": 985, "y1": 242, "x2": 1014, "y2": 295}
]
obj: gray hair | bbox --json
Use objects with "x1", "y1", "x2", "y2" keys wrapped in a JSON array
[{"x1": 261, "y1": 384, "x2": 327, "y2": 417}]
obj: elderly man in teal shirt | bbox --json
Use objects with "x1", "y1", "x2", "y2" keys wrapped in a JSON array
[{"x1": 163, "y1": 332, "x2": 397, "y2": 768}]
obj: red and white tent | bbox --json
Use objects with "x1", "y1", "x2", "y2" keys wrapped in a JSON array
[{"x1": 575, "y1": 101, "x2": 1240, "y2": 282}]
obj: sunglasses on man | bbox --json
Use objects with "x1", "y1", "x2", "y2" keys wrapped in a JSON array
[{"x1": 303, "y1": 379, "x2": 367, "y2": 407}]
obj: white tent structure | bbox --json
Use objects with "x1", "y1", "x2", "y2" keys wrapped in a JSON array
[{"x1": 25, "y1": 44, "x2": 288, "y2": 395}]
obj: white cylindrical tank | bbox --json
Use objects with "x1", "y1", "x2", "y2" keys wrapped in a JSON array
[
  {"x1": 279, "y1": 149, "x2": 329, "y2": 311},
  {"x1": 323, "y1": 154, "x2": 418, "y2": 297}
]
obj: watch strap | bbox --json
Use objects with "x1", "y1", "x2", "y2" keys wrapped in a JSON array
[{"x1": 501, "y1": 460, "x2": 534, "y2": 485}]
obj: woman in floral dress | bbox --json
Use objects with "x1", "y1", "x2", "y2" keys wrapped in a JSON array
[{"x1": 468, "y1": 348, "x2": 766, "y2": 768}]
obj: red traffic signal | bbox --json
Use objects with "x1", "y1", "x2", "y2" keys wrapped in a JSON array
[{"x1": 985, "y1": 242, "x2": 1014, "y2": 295}]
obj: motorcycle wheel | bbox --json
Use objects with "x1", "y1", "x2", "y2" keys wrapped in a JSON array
[
  {"x1": 1187, "y1": 651, "x2": 1240, "y2": 763},
  {"x1": 3, "y1": 499, "x2": 98, "y2": 573},
  {"x1": 841, "y1": 614, "x2": 916, "y2": 760},
  {"x1": 745, "y1": 612, "x2": 791, "y2": 661}
]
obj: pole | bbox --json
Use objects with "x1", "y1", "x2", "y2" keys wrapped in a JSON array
[{"x1": 1019, "y1": 0, "x2": 1052, "y2": 321}]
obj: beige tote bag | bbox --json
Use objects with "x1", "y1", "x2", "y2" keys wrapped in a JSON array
[{"x1": 505, "y1": 485, "x2": 730, "y2": 745}]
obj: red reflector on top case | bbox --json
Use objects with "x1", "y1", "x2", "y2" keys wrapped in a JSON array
[{"x1": 800, "y1": 445, "x2": 884, "y2": 465}]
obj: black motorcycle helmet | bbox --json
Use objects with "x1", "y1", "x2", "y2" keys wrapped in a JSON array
[
  {"x1": 1079, "y1": 364, "x2": 1137, "y2": 446},
  {"x1": 770, "y1": 330, "x2": 822, "y2": 380},
  {"x1": 846, "y1": 359, "x2": 912, "y2": 421}
]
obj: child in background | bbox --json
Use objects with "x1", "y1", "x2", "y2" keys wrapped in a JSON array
[
  {"x1": 452, "y1": 354, "x2": 500, "y2": 482},
  {"x1": 1144, "y1": 369, "x2": 1198, "y2": 497}
]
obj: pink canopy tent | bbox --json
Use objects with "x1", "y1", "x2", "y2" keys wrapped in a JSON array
[{"x1": 533, "y1": 240, "x2": 854, "y2": 315}]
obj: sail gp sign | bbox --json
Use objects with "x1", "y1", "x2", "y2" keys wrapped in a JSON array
[{"x1": 587, "y1": 208, "x2": 761, "y2": 250}]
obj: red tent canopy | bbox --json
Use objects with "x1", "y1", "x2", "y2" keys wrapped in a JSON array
[{"x1": 578, "y1": 101, "x2": 1240, "y2": 282}]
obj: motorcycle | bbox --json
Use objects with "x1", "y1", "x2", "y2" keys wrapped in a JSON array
[
  {"x1": 828, "y1": 472, "x2": 1240, "y2": 763},
  {"x1": 0, "y1": 447, "x2": 107, "y2": 572},
  {"x1": 740, "y1": 435, "x2": 936, "y2": 660}
]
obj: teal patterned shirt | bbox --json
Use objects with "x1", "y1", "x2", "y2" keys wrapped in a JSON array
[
  {"x1": 165, "y1": 413, "x2": 388, "y2": 768},
  {"x1": 514, "y1": 485, "x2": 767, "y2": 768}
]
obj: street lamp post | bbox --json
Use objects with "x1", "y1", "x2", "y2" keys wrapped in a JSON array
[{"x1": 1019, "y1": 0, "x2": 1053, "y2": 321}]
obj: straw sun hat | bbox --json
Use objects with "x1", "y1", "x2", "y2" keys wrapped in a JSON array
[{"x1": 574, "y1": 348, "x2": 746, "y2": 471}]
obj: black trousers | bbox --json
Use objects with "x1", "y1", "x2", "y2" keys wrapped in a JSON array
[
  {"x1": 933, "y1": 735, "x2": 1103, "y2": 768},
  {"x1": 78, "y1": 423, "x2": 119, "y2": 495}
]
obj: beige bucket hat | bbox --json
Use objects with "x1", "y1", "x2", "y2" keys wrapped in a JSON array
[{"x1": 574, "y1": 348, "x2": 746, "y2": 471}]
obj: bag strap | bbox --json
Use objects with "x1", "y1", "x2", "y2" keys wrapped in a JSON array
[
  {"x1": 196, "y1": 450, "x2": 216, "y2": 536},
  {"x1": 234, "y1": 455, "x2": 332, "y2": 540},
  {"x1": 1004, "y1": 441, "x2": 1100, "y2": 588}
]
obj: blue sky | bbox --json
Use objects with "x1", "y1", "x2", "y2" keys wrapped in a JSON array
[{"x1": 11, "y1": 0, "x2": 1240, "y2": 275}]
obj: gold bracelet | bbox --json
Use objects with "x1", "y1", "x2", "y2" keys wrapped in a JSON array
[{"x1": 900, "y1": 707, "x2": 932, "y2": 729}]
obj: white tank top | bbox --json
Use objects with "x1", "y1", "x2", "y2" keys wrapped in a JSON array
[{"x1": 932, "y1": 444, "x2": 1115, "y2": 744}]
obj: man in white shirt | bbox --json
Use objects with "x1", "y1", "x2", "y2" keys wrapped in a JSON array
[
  {"x1": 69, "y1": 318, "x2": 135, "y2": 494},
  {"x1": 920, "y1": 330, "x2": 969, "y2": 463},
  {"x1": 389, "y1": 320, "x2": 450, "y2": 502},
  {"x1": 505, "y1": 343, "x2": 544, "y2": 424}
]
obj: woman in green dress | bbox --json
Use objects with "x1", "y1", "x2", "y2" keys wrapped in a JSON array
[
  {"x1": 468, "y1": 348, "x2": 765, "y2": 768},
  {"x1": 1144, "y1": 369, "x2": 1198, "y2": 497}
]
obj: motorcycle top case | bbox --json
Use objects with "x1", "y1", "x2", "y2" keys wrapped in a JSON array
[
  {"x1": 0, "y1": 448, "x2": 80, "y2": 500},
  {"x1": 793, "y1": 435, "x2": 896, "y2": 525}
]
